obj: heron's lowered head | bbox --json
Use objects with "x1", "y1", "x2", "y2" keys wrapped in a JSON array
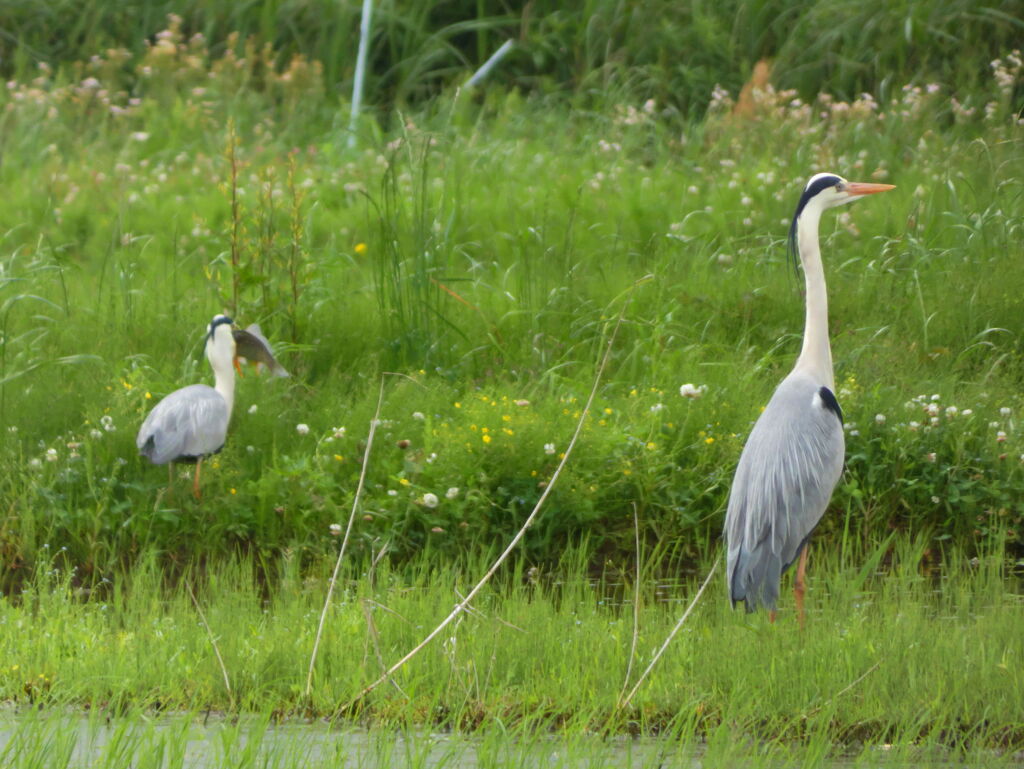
[
  {"x1": 205, "y1": 314, "x2": 237, "y2": 369},
  {"x1": 789, "y1": 173, "x2": 895, "y2": 256}
]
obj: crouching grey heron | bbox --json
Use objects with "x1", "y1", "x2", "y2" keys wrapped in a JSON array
[
  {"x1": 137, "y1": 314, "x2": 237, "y2": 500},
  {"x1": 724, "y1": 173, "x2": 894, "y2": 623}
]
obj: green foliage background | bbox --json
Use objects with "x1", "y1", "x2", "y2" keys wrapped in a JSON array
[{"x1": 0, "y1": 1, "x2": 1023, "y2": 581}]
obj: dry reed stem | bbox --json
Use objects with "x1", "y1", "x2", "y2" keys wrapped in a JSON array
[
  {"x1": 362, "y1": 599, "x2": 407, "y2": 698},
  {"x1": 347, "y1": 296, "x2": 631, "y2": 706},
  {"x1": 184, "y1": 578, "x2": 233, "y2": 704},
  {"x1": 617, "y1": 556, "x2": 721, "y2": 711},
  {"x1": 305, "y1": 376, "x2": 387, "y2": 698},
  {"x1": 807, "y1": 661, "x2": 881, "y2": 717},
  {"x1": 617, "y1": 503, "x2": 643, "y2": 704}
]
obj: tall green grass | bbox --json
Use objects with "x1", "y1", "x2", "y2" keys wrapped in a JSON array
[
  {"x1": 0, "y1": 541, "x2": 1020, "y2": 753},
  {"x1": 1, "y1": 29, "x2": 1023, "y2": 574}
]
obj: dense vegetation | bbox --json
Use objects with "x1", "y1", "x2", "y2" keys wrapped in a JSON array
[
  {"x1": 0, "y1": 3, "x2": 1023, "y2": 581},
  {"x1": 3, "y1": 0, "x2": 1023, "y2": 115},
  {"x1": 0, "y1": 2, "x2": 1022, "y2": 759}
]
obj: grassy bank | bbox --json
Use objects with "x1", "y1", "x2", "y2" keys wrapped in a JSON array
[
  {"x1": 0, "y1": 540, "x2": 1020, "y2": 754},
  {"x1": 1, "y1": 22, "x2": 1023, "y2": 574},
  {"x1": 1, "y1": 5, "x2": 1022, "y2": 764}
]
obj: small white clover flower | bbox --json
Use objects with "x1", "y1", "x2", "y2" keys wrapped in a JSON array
[
  {"x1": 1000, "y1": 407, "x2": 1012, "y2": 417},
  {"x1": 445, "y1": 487, "x2": 459, "y2": 499},
  {"x1": 931, "y1": 496, "x2": 941, "y2": 504},
  {"x1": 997, "y1": 431, "x2": 1007, "y2": 443},
  {"x1": 248, "y1": 404, "x2": 258, "y2": 414},
  {"x1": 874, "y1": 414, "x2": 886, "y2": 424},
  {"x1": 962, "y1": 409, "x2": 974, "y2": 416},
  {"x1": 387, "y1": 489, "x2": 398, "y2": 497},
  {"x1": 679, "y1": 383, "x2": 707, "y2": 399},
  {"x1": 908, "y1": 421, "x2": 921, "y2": 431},
  {"x1": 930, "y1": 394, "x2": 940, "y2": 401},
  {"x1": 46, "y1": 448, "x2": 58, "y2": 462},
  {"x1": 329, "y1": 523, "x2": 342, "y2": 536},
  {"x1": 100, "y1": 415, "x2": 116, "y2": 432},
  {"x1": 421, "y1": 492, "x2": 439, "y2": 508},
  {"x1": 650, "y1": 403, "x2": 665, "y2": 413},
  {"x1": 544, "y1": 443, "x2": 556, "y2": 455},
  {"x1": 296, "y1": 423, "x2": 310, "y2": 435},
  {"x1": 28, "y1": 458, "x2": 42, "y2": 469},
  {"x1": 925, "y1": 403, "x2": 940, "y2": 416},
  {"x1": 945, "y1": 406, "x2": 958, "y2": 417},
  {"x1": 926, "y1": 452, "x2": 937, "y2": 462},
  {"x1": 412, "y1": 411, "x2": 425, "y2": 421},
  {"x1": 90, "y1": 429, "x2": 103, "y2": 439}
]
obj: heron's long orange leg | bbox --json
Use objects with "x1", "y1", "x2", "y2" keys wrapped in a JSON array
[
  {"x1": 769, "y1": 610, "x2": 777, "y2": 624},
  {"x1": 794, "y1": 545, "x2": 810, "y2": 628},
  {"x1": 192, "y1": 457, "x2": 203, "y2": 501}
]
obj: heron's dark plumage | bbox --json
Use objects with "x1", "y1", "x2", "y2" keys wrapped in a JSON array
[
  {"x1": 206, "y1": 314, "x2": 234, "y2": 344},
  {"x1": 817, "y1": 386, "x2": 843, "y2": 424},
  {"x1": 787, "y1": 174, "x2": 843, "y2": 262}
]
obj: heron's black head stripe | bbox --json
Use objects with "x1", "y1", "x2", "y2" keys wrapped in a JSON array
[
  {"x1": 817, "y1": 385, "x2": 843, "y2": 425},
  {"x1": 787, "y1": 174, "x2": 843, "y2": 261},
  {"x1": 206, "y1": 314, "x2": 234, "y2": 343}
]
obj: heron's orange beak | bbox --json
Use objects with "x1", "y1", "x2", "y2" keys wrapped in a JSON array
[{"x1": 846, "y1": 182, "x2": 895, "y2": 196}]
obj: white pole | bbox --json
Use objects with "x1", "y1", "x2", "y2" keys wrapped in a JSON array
[
  {"x1": 466, "y1": 38, "x2": 514, "y2": 89},
  {"x1": 348, "y1": 0, "x2": 374, "y2": 148}
]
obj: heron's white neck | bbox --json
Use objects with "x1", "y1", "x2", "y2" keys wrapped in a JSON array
[
  {"x1": 207, "y1": 334, "x2": 236, "y2": 416},
  {"x1": 793, "y1": 207, "x2": 835, "y2": 390}
]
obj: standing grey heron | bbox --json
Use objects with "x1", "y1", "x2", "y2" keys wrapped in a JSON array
[
  {"x1": 724, "y1": 173, "x2": 894, "y2": 622},
  {"x1": 137, "y1": 314, "x2": 237, "y2": 500}
]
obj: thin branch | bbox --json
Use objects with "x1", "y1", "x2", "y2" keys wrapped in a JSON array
[
  {"x1": 807, "y1": 661, "x2": 881, "y2": 717},
  {"x1": 617, "y1": 556, "x2": 721, "y2": 711},
  {"x1": 305, "y1": 376, "x2": 387, "y2": 698},
  {"x1": 617, "y1": 503, "x2": 643, "y2": 703},
  {"x1": 362, "y1": 599, "x2": 407, "y2": 699},
  {"x1": 347, "y1": 298, "x2": 631, "y2": 706},
  {"x1": 454, "y1": 587, "x2": 525, "y2": 632},
  {"x1": 185, "y1": 579, "x2": 233, "y2": 704}
]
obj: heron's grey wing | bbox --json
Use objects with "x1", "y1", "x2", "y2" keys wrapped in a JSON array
[
  {"x1": 136, "y1": 384, "x2": 229, "y2": 464},
  {"x1": 724, "y1": 372, "x2": 845, "y2": 610}
]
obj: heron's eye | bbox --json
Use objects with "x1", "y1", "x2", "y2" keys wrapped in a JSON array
[{"x1": 834, "y1": 184, "x2": 842, "y2": 192}]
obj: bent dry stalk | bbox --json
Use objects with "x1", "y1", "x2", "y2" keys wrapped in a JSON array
[{"x1": 348, "y1": 294, "x2": 633, "y2": 707}]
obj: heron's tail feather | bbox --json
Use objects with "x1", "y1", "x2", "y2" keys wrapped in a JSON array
[{"x1": 728, "y1": 544, "x2": 782, "y2": 613}]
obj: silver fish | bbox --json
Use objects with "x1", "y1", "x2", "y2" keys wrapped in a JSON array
[{"x1": 232, "y1": 324, "x2": 289, "y2": 377}]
